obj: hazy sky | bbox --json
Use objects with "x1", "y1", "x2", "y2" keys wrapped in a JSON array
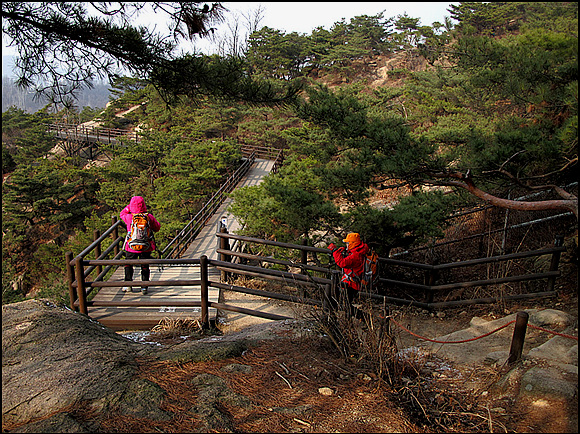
[
  {"x1": 2, "y1": 2, "x2": 456, "y2": 63},
  {"x1": 185, "y1": 2, "x2": 456, "y2": 53},
  {"x1": 220, "y1": 2, "x2": 455, "y2": 33}
]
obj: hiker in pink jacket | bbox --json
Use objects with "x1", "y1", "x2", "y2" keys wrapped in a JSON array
[{"x1": 120, "y1": 196, "x2": 161, "y2": 295}]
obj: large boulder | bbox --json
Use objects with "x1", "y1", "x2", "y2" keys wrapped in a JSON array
[
  {"x1": 1, "y1": 299, "x2": 278, "y2": 433},
  {"x1": 2, "y1": 300, "x2": 151, "y2": 431}
]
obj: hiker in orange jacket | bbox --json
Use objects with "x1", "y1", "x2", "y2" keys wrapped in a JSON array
[{"x1": 328, "y1": 232, "x2": 369, "y2": 316}]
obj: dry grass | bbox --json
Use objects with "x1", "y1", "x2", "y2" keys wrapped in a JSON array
[
  {"x1": 88, "y1": 324, "x2": 528, "y2": 433},
  {"x1": 151, "y1": 317, "x2": 203, "y2": 338}
]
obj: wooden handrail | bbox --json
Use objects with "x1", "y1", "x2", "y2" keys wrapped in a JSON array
[
  {"x1": 216, "y1": 232, "x2": 330, "y2": 254},
  {"x1": 161, "y1": 153, "x2": 257, "y2": 259},
  {"x1": 46, "y1": 123, "x2": 140, "y2": 145},
  {"x1": 213, "y1": 232, "x2": 566, "y2": 308},
  {"x1": 73, "y1": 218, "x2": 124, "y2": 263},
  {"x1": 431, "y1": 246, "x2": 566, "y2": 271},
  {"x1": 67, "y1": 234, "x2": 565, "y2": 322}
]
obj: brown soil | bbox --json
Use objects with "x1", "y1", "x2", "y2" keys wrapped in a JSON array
[
  {"x1": 103, "y1": 285, "x2": 577, "y2": 433},
  {"x1": 99, "y1": 338, "x2": 423, "y2": 433}
]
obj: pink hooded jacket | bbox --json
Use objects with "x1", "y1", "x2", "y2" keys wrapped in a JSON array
[{"x1": 120, "y1": 196, "x2": 161, "y2": 253}]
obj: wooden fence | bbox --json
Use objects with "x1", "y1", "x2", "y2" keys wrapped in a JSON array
[
  {"x1": 66, "y1": 223, "x2": 565, "y2": 328},
  {"x1": 214, "y1": 232, "x2": 565, "y2": 310},
  {"x1": 46, "y1": 123, "x2": 140, "y2": 145}
]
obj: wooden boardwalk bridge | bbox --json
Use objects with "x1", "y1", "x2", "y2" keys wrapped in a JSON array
[
  {"x1": 47, "y1": 123, "x2": 140, "y2": 147},
  {"x1": 72, "y1": 158, "x2": 279, "y2": 331},
  {"x1": 64, "y1": 138, "x2": 567, "y2": 333}
]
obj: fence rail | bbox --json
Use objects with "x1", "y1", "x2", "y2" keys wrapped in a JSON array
[
  {"x1": 66, "y1": 229, "x2": 565, "y2": 332},
  {"x1": 46, "y1": 123, "x2": 140, "y2": 145},
  {"x1": 66, "y1": 211, "x2": 565, "y2": 326},
  {"x1": 68, "y1": 256, "x2": 323, "y2": 325},
  {"x1": 215, "y1": 232, "x2": 565, "y2": 309}
]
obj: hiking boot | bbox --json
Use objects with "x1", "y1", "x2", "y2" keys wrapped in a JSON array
[
  {"x1": 121, "y1": 286, "x2": 133, "y2": 292},
  {"x1": 141, "y1": 287, "x2": 148, "y2": 295}
]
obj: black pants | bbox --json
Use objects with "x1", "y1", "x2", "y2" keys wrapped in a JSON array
[{"x1": 124, "y1": 251, "x2": 151, "y2": 283}]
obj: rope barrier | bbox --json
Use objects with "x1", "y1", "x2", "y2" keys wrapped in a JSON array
[
  {"x1": 388, "y1": 316, "x2": 578, "y2": 344},
  {"x1": 527, "y1": 324, "x2": 578, "y2": 340},
  {"x1": 388, "y1": 316, "x2": 516, "y2": 344}
]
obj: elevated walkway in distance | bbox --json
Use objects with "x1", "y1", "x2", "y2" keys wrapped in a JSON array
[
  {"x1": 87, "y1": 159, "x2": 274, "y2": 331},
  {"x1": 46, "y1": 123, "x2": 140, "y2": 149}
]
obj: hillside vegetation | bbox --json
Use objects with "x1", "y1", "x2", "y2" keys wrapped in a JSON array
[{"x1": 2, "y1": 2, "x2": 577, "y2": 306}]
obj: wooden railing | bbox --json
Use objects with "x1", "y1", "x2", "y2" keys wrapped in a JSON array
[
  {"x1": 380, "y1": 235, "x2": 565, "y2": 308},
  {"x1": 46, "y1": 123, "x2": 140, "y2": 145},
  {"x1": 65, "y1": 147, "x2": 281, "y2": 313},
  {"x1": 68, "y1": 254, "x2": 327, "y2": 326},
  {"x1": 240, "y1": 144, "x2": 281, "y2": 160},
  {"x1": 66, "y1": 227, "x2": 565, "y2": 327},
  {"x1": 215, "y1": 232, "x2": 566, "y2": 310}
]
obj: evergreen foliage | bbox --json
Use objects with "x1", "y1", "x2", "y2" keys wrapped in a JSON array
[{"x1": 2, "y1": 2, "x2": 577, "y2": 304}]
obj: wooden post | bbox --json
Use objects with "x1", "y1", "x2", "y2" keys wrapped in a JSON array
[
  {"x1": 112, "y1": 215, "x2": 119, "y2": 256},
  {"x1": 508, "y1": 311, "x2": 529, "y2": 365},
  {"x1": 383, "y1": 297, "x2": 390, "y2": 335},
  {"x1": 219, "y1": 226, "x2": 231, "y2": 281},
  {"x1": 426, "y1": 257, "x2": 439, "y2": 304},
  {"x1": 300, "y1": 239, "x2": 308, "y2": 273},
  {"x1": 424, "y1": 268, "x2": 436, "y2": 304},
  {"x1": 546, "y1": 235, "x2": 564, "y2": 292},
  {"x1": 330, "y1": 270, "x2": 340, "y2": 312},
  {"x1": 200, "y1": 255, "x2": 209, "y2": 329},
  {"x1": 94, "y1": 229, "x2": 102, "y2": 277},
  {"x1": 298, "y1": 239, "x2": 308, "y2": 299},
  {"x1": 74, "y1": 257, "x2": 88, "y2": 315},
  {"x1": 65, "y1": 252, "x2": 77, "y2": 311}
]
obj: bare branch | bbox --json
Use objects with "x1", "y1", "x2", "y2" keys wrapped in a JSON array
[{"x1": 428, "y1": 172, "x2": 578, "y2": 219}]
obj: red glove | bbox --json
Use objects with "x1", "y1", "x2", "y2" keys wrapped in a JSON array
[{"x1": 328, "y1": 243, "x2": 336, "y2": 251}]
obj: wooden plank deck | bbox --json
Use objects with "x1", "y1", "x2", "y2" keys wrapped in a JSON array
[{"x1": 87, "y1": 159, "x2": 274, "y2": 331}]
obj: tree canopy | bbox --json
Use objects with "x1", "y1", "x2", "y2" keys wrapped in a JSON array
[
  {"x1": 1, "y1": 2, "x2": 300, "y2": 107},
  {"x1": 2, "y1": 1, "x2": 578, "y2": 304}
]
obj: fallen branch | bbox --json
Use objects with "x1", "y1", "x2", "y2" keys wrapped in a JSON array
[{"x1": 275, "y1": 371, "x2": 292, "y2": 389}]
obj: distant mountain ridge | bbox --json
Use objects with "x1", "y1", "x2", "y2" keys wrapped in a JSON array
[{"x1": 2, "y1": 55, "x2": 111, "y2": 112}]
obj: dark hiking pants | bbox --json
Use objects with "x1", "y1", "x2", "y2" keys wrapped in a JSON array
[{"x1": 124, "y1": 251, "x2": 152, "y2": 283}]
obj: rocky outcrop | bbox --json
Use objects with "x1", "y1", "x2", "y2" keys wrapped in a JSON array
[
  {"x1": 1, "y1": 299, "x2": 259, "y2": 432},
  {"x1": 2, "y1": 299, "x2": 578, "y2": 433},
  {"x1": 2, "y1": 300, "x2": 144, "y2": 430}
]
